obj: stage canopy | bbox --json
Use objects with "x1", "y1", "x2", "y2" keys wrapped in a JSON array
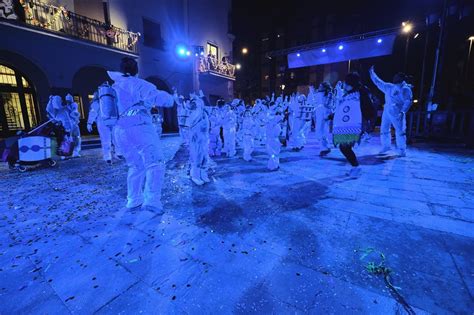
[{"x1": 287, "y1": 34, "x2": 397, "y2": 69}]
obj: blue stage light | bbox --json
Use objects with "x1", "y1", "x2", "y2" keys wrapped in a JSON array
[
  {"x1": 338, "y1": 45, "x2": 344, "y2": 50},
  {"x1": 296, "y1": 53, "x2": 301, "y2": 57},
  {"x1": 322, "y1": 48, "x2": 326, "y2": 53},
  {"x1": 377, "y1": 38, "x2": 383, "y2": 43}
]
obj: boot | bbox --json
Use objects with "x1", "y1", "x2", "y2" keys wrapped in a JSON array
[
  {"x1": 200, "y1": 168, "x2": 211, "y2": 183},
  {"x1": 190, "y1": 166, "x2": 204, "y2": 185}
]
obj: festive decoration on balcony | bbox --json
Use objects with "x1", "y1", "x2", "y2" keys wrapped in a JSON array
[
  {"x1": 0, "y1": 0, "x2": 18, "y2": 19},
  {"x1": 13, "y1": 0, "x2": 140, "y2": 52},
  {"x1": 20, "y1": 0, "x2": 70, "y2": 29}
]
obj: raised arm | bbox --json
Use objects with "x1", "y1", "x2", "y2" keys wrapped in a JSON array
[
  {"x1": 140, "y1": 80, "x2": 174, "y2": 108},
  {"x1": 369, "y1": 66, "x2": 392, "y2": 93}
]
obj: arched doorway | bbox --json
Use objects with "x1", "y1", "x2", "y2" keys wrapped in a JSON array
[
  {"x1": 146, "y1": 76, "x2": 178, "y2": 132},
  {"x1": 0, "y1": 64, "x2": 38, "y2": 136},
  {"x1": 72, "y1": 66, "x2": 109, "y2": 120}
]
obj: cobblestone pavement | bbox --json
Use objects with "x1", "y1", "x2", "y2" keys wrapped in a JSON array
[{"x1": 1, "y1": 133, "x2": 473, "y2": 314}]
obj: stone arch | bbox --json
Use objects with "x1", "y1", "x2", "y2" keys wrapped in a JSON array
[
  {"x1": 72, "y1": 65, "x2": 109, "y2": 118},
  {"x1": 0, "y1": 50, "x2": 50, "y2": 121}
]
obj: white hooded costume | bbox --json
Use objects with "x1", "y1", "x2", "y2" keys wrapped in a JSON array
[
  {"x1": 46, "y1": 94, "x2": 81, "y2": 157},
  {"x1": 185, "y1": 92, "x2": 211, "y2": 185},
  {"x1": 208, "y1": 106, "x2": 223, "y2": 157},
  {"x1": 108, "y1": 71, "x2": 174, "y2": 210},
  {"x1": 222, "y1": 104, "x2": 237, "y2": 157},
  {"x1": 87, "y1": 87, "x2": 118, "y2": 162},
  {"x1": 369, "y1": 67, "x2": 413, "y2": 155},
  {"x1": 241, "y1": 109, "x2": 255, "y2": 161}
]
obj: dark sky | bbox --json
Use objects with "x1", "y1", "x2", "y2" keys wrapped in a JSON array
[{"x1": 232, "y1": 0, "x2": 446, "y2": 44}]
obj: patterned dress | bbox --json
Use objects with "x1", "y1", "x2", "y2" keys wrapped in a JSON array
[{"x1": 332, "y1": 91, "x2": 362, "y2": 146}]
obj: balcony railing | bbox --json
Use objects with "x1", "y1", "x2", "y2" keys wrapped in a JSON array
[
  {"x1": 198, "y1": 56, "x2": 235, "y2": 80},
  {"x1": 11, "y1": 0, "x2": 140, "y2": 53}
]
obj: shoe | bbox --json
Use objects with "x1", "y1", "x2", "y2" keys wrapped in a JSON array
[
  {"x1": 106, "y1": 160, "x2": 112, "y2": 165},
  {"x1": 61, "y1": 156, "x2": 66, "y2": 160},
  {"x1": 378, "y1": 147, "x2": 391, "y2": 155},
  {"x1": 142, "y1": 204, "x2": 164, "y2": 215},
  {"x1": 319, "y1": 148, "x2": 331, "y2": 156},
  {"x1": 72, "y1": 152, "x2": 81, "y2": 158},
  {"x1": 348, "y1": 166, "x2": 362, "y2": 179},
  {"x1": 200, "y1": 168, "x2": 211, "y2": 183},
  {"x1": 191, "y1": 176, "x2": 204, "y2": 185},
  {"x1": 190, "y1": 167, "x2": 204, "y2": 185},
  {"x1": 126, "y1": 200, "x2": 143, "y2": 209},
  {"x1": 398, "y1": 150, "x2": 406, "y2": 157}
]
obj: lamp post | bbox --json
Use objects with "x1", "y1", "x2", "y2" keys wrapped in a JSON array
[
  {"x1": 402, "y1": 22, "x2": 413, "y2": 72},
  {"x1": 466, "y1": 36, "x2": 474, "y2": 80}
]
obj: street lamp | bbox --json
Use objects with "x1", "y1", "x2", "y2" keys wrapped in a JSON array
[
  {"x1": 402, "y1": 21, "x2": 413, "y2": 34},
  {"x1": 242, "y1": 47, "x2": 248, "y2": 55}
]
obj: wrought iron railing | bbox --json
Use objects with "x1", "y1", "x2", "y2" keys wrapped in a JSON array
[
  {"x1": 198, "y1": 56, "x2": 235, "y2": 79},
  {"x1": 17, "y1": 0, "x2": 140, "y2": 53},
  {"x1": 406, "y1": 110, "x2": 474, "y2": 141}
]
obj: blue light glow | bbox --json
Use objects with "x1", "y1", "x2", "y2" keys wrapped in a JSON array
[
  {"x1": 296, "y1": 53, "x2": 301, "y2": 57},
  {"x1": 338, "y1": 45, "x2": 344, "y2": 50},
  {"x1": 322, "y1": 48, "x2": 326, "y2": 53},
  {"x1": 377, "y1": 38, "x2": 383, "y2": 43}
]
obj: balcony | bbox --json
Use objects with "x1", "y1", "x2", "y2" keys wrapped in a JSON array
[
  {"x1": 3, "y1": 0, "x2": 140, "y2": 54},
  {"x1": 198, "y1": 56, "x2": 236, "y2": 80}
]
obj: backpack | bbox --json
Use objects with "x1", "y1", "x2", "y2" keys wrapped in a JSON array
[{"x1": 98, "y1": 82, "x2": 119, "y2": 127}]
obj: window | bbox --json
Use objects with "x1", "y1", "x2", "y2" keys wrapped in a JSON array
[
  {"x1": 206, "y1": 43, "x2": 218, "y2": 58},
  {"x1": 73, "y1": 95, "x2": 85, "y2": 119},
  {"x1": 143, "y1": 18, "x2": 164, "y2": 49},
  {"x1": 0, "y1": 64, "x2": 38, "y2": 135}
]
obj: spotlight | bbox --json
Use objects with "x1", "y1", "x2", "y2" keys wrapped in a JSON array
[
  {"x1": 402, "y1": 22, "x2": 413, "y2": 34},
  {"x1": 414, "y1": 33, "x2": 420, "y2": 39},
  {"x1": 242, "y1": 47, "x2": 248, "y2": 54},
  {"x1": 200, "y1": 51, "x2": 204, "y2": 56},
  {"x1": 296, "y1": 53, "x2": 301, "y2": 57},
  {"x1": 377, "y1": 38, "x2": 382, "y2": 44},
  {"x1": 338, "y1": 45, "x2": 344, "y2": 50},
  {"x1": 178, "y1": 48, "x2": 186, "y2": 56},
  {"x1": 195, "y1": 53, "x2": 198, "y2": 57},
  {"x1": 321, "y1": 48, "x2": 326, "y2": 53},
  {"x1": 413, "y1": 99, "x2": 418, "y2": 103},
  {"x1": 236, "y1": 63, "x2": 242, "y2": 70},
  {"x1": 186, "y1": 51, "x2": 191, "y2": 56}
]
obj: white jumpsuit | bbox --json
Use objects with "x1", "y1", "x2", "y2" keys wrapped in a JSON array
[
  {"x1": 369, "y1": 68, "x2": 413, "y2": 154},
  {"x1": 87, "y1": 98, "x2": 114, "y2": 161},
  {"x1": 222, "y1": 107, "x2": 237, "y2": 157},
  {"x1": 108, "y1": 71, "x2": 174, "y2": 209}
]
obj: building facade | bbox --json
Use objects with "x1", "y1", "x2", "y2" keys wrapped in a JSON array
[{"x1": 0, "y1": 0, "x2": 235, "y2": 137}]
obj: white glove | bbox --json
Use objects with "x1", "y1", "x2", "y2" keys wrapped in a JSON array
[{"x1": 87, "y1": 123, "x2": 93, "y2": 133}]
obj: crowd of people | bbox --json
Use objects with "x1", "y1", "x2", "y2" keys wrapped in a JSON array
[{"x1": 43, "y1": 57, "x2": 413, "y2": 213}]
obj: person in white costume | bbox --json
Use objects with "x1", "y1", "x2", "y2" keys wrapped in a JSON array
[
  {"x1": 266, "y1": 109, "x2": 283, "y2": 171},
  {"x1": 222, "y1": 104, "x2": 237, "y2": 157},
  {"x1": 46, "y1": 94, "x2": 81, "y2": 158},
  {"x1": 313, "y1": 82, "x2": 334, "y2": 156},
  {"x1": 109, "y1": 58, "x2": 174, "y2": 211},
  {"x1": 208, "y1": 106, "x2": 223, "y2": 157},
  {"x1": 241, "y1": 109, "x2": 255, "y2": 161},
  {"x1": 64, "y1": 94, "x2": 82, "y2": 157},
  {"x1": 186, "y1": 91, "x2": 211, "y2": 185},
  {"x1": 369, "y1": 66, "x2": 413, "y2": 157},
  {"x1": 87, "y1": 84, "x2": 118, "y2": 163}
]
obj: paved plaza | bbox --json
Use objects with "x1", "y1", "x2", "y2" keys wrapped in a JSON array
[{"x1": 1, "y1": 133, "x2": 473, "y2": 314}]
